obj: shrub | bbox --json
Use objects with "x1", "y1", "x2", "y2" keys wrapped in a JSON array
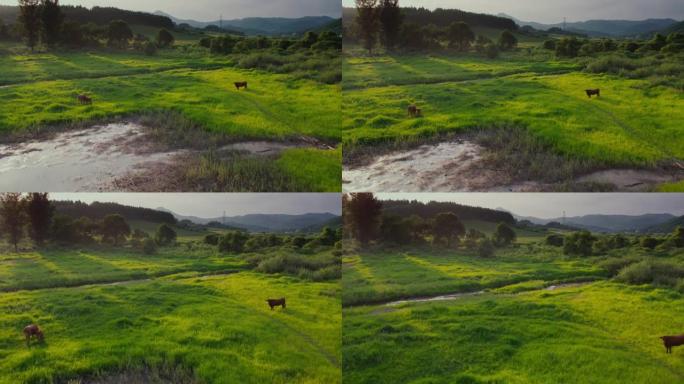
[
  {"x1": 545, "y1": 233, "x2": 564, "y2": 247},
  {"x1": 204, "y1": 233, "x2": 219, "y2": 245},
  {"x1": 142, "y1": 238, "x2": 157, "y2": 255},
  {"x1": 616, "y1": 260, "x2": 684, "y2": 287},
  {"x1": 144, "y1": 41, "x2": 157, "y2": 56},
  {"x1": 640, "y1": 237, "x2": 659, "y2": 250},
  {"x1": 477, "y1": 238, "x2": 495, "y2": 258}
]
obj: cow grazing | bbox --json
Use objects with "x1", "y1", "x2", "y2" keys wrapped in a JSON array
[
  {"x1": 661, "y1": 335, "x2": 684, "y2": 353},
  {"x1": 77, "y1": 94, "x2": 92, "y2": 105},
  {"x1": 234, "y1": 81, "x2": 248, "y2": 91},
  {"x1": 585, "y1": 89, "x2": 600, "y2": 98},
  {"x1": 23, "y1": 324, "x2": 44, "y2": 346},
  {"x1": 266, "y1": 298, "x2": 286, "y2": 310},
  {"x1": 407, "y1": 104, "x2": 418, "y2": 117}
]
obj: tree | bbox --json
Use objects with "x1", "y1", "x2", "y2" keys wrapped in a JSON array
[
  {"x1": 380, "y1": 214, "x2": 413, "y2": 245},
  {"x1": 142, "y1": 238, "x2": 157, "y2": 255},
  {"x1": 40, "y1": 0, "x2": 63, "y2": 48},
  {"x1": 498, "y1": 30, "x2": 517, "y2": 50},
  {"x1": 60, "y1": 21, "x2": 83, "y2": 47},
  {"x1": 219, "y1": 231, "x2": 248, "y2": 253},
  {"x1": 446, "y1": 22, "x2": 474, "y2": 51},
  {"x1": 156, "y1": 28, "x2": 174, "y2": 48},
  {"x1": 51, "y1": 215, "x2": 78, "y2": 244},
  {"x1": 673, "y1": 226, "x2": 684, "y2": 248},
  {"x1": 493, "y1": 223, "x2": 516, "y2": 246},
  {"x1": 545, "y1": 233, "x2": 564, "y2": 247},
  {"x1": 563, "y1": 231, "x2": 596, "y2": 256},
  {"x1": 100, "y1": 214, "x2": 130, "y2": 245},
  {"x1": 25, "y1": 193, "x2": 54, "y2": 246},
  {"x1": 378, "y1": 0, "x2": 402, "y2": 51},
  {"x1": 107, "y1": 20, "x2": 132, "y2": 48},
  {"x1": 344, "y1": 193, "x2": 383, "y2": 246},
  {"x1": 555, "y1": 37, "x2": 583, "y2": 58},
  {"x1": 477, "y1": 238, "x2": 495, "y2": 258},
  {"x1": 155, "y1": 223, "x2": 177, "y2": 245},
  {"x1": 0, "y1": 193, "x2": 27, "y2": 252},
  {"x1": 640, "y1": 237, "x2": 659, "y2": 250},
  {"x1": 18, "y1": 0, "x2": 41, "y2": 51},
  {"x1": 463, "y1": 228, "x2": 485, "y2": 250},
  {"x1": 318, "y1": 226, "x2": 338, "y2": 246},
  {"x1": 432, "y1": 212, "x2": 465, "y2": 247},
  {"x1": 355, "y1": 0, "x2": 379, "y2": 54}
]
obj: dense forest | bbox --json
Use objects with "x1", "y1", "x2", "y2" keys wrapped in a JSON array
[
  {"x1": 54, "y1": 201, "x2": 177, "y2": 224},
  {"x1": 0, "y1": 5, "x2": 173, "y2": 27},
  {"x1": 382, "y1": 200, "x2": 516, "y2": 224}
]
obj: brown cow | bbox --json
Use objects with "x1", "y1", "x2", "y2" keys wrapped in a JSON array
[
  {"x1": 407, "y1": 104, "x2": 418, "y2": 117},
  {"x1": 585, "y1": 89, "x2": 600, "y2": 98},
  {"x1": 77, "y1": 94, "x2": 92, "y2": 105},
  {"x1": 234, "y1": 81, "x2": 248, "y2": 91},
  {"x1": 661, "y1": 335, "x2": 684, "y2": 353},
  {"x1": 266, "y1": 298, "x2": 286, "y2": 310},
  {"x1": 23, "y1": 324, "x2": 44, "y2": 346}
]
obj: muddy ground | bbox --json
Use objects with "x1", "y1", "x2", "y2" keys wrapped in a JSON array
[
  {"x1": 342, "y1": 139, "x2": 683, "y2": 192},
  {"x1": 0, "y1": 121, "x2": 326, "y2": 192}
]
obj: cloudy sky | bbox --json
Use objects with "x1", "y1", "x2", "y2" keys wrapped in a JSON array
[
  {"x1": 342, "y1": 0, "x2": 684, "y2": 24},
  {"x1": 51, "y1": 193, "x2": 341, "y2": 218},
  {"x1": 377, "y1": 193, "x2": 684, "y2": 219},
  {"x1": 0, "y1": 0, "x2": 341, "y2": 20}
]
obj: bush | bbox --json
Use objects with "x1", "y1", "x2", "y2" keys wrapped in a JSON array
[
  {"x1": 543, "y1": 39, "x2": 556, "y2": 50},
  {"x1": 545, "y1": 233, "x2": 564, "y2": 247},
  {"x1": 155, "y1": 224, "x2": 177, "y2": 245},
  {"x1": 204, "y1": 233, "x2": 219, "y2": 245},
  {"x1": 641, "y1": 237, "x2": 659, "y2": 250},
  {"x1": 144, "y1": 41, "x2": 157, "y2": 56},
  {"x1": 616, "y1": 260, "x2": 684, "y2": 287},
  {"x1": 598, "y1": 256, "x2": 641, "y2": 277},
  {"x1": 477, "y1": 238, "x2": 495, "y2": 258},
  {"x1": 142, "y1": 238, "x2": 157, "y2": 255}
]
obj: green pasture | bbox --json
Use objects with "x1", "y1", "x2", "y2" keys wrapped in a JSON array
[
  {"x1": 0, "y1": 247, "x2": 340, "y2": 383},
  {"x1": 342, "y1": 247, "x2": 604, "y2": 306},
  {"x1": 343, "y1": 281, "x2": 684, "y2": 384},
  {"x1": 343, "y1": 59, "x2": 684, "y2": 166}
]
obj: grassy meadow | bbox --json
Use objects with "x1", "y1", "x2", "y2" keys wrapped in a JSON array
[
  {"x1": 0, "y1": 244, "x2": 341, "y2": 383},
  {"x1": 0, "y1": 32, "x2": 341, "y2": 191},
  {"x1": 342, "y1": 243, "x2": 684, "y2": 383},
  {"x1": 343, "y1": 51, "x2": 684, "y2": 167}
]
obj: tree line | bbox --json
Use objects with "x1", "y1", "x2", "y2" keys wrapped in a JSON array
[
  {"x1": 0, "y1": 193, "x2": 177, "y2": 254},
  {"x1": 348, "y1": 1, "x2": 518, "y2": 55},
  {"x1": 7, "y1": 0, "x2": 176, "y2": 53},
  {"x1": 546, "y1": 31, "x2": 684, "y2": 58},
  {"x1": 546, "y1": 226, "x2": 684, "y2": 257},
  {"x1": 53, "y1": 201, "x2": 176, "y2": 225},
  {"x1": 343, "y1": 193, "x2": 518, "y2": 257}
]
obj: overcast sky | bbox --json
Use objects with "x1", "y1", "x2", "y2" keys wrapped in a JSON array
[
  {"x1": 0, "y1": 0, "x2": 341, "y2": 20},
  {"x1": 377, "y1": 193, "x2": 684, "y2": 219},
  {"x1": 342, "y1": 0, "x2": 684, "y2": 24},
  {"x1": 51, "y1": 193, "x2": 341, "y2": 218}
]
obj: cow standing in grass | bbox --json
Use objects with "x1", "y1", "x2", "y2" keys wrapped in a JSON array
[
  {"x1": 408, "y1": 104, "x2": 419, "y2": 117},
  {"x1": 267, "y1": 298, "x2": 286, "y2": 310},
  {"x1": 23, "y1": 324, "x2": 44, "y2": 346},
  {"x1": 585, "y1": 89, "x2": 600, "y2": 98},
  {"x1": 661, "y1": 335, "x2": 684, "y2": 353},
  {"x1": 77, "y1": 94, "x2": 92, "y2": 104},
  {"x1": 234, "y1": 81, "x2": 248, "y2": 91}
]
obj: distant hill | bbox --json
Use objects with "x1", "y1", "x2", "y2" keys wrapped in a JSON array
[
  {"x1": 315, "y1": 18, "x2": 342, "y2": 34},
  {"x1": 1, "y1": 5, "x2": 173, "y2": 28},
  {"x1": 382, "y1": 200, "x2": 516, "y2": 224},
  {"x1": 55, "y1": 201, "x2": 176, "y2": 224},
  {"x1": 160, "y1": 209, "x2": 339, "y2": 233},
  {"x1": 513, "y1": 213, "x2": 676, "y2": 233},
  {"x1": 343, "y1": 6, "x2": 516, "y2": 31},
  {"x1": 642, "y1": 216, "x2": 684, "y2": 234},
  {"x1": 662, "y1": 21, "x2": 684, "y2": 35},
  {"x1": 155, "y1": 11, "x2": 335, "y2": 36},
  {"x1": 500, "y1": 14, "x2": 678, "y2": 37}
]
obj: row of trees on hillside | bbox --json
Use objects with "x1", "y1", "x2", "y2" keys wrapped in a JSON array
[
  {"x1": 547, "y1": 227, "x2": 684, "y2": 257},
  {"x1": 204, "y1": 226, "x2": 342, "y2": 255},
  {"x1": 0, "y1": 193, "x2": 177, "y2": 254},
  {"x1": 200, "y1": 30, "x2": 341, "y2": 55},
  {"x1": 545, "y1": 32, "x2": 684, "y2": 58},
  {"x1": 343, "y1": 193, "x2": 517, "y2": 257},
  {"x1": 12, "y1": 0, "x2": 175, "y2": 52},
  {"x1": 350, "y1": 0, "x2": 517, "y2": 55}
]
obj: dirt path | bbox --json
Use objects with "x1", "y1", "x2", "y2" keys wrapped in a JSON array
[
  {"x1": 0, "y1": 269, "x2": 242, "y2": 293},
  {"x1": 357, "y1": 281, "x2": 598, "y2": 311}
]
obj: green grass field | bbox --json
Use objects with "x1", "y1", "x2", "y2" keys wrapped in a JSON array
[
  {"x1": 343, "y1": 52, "x2": 683, "y2": 167},
  {"x1": 0, "y1": 44, "x2": 341, "y2": 191},
  {"x1": 342, "y1": 246, "x2": 684, "y2": 383},
  {"x1": 0, "y1": 246, "x2": 341, "y2": 383}
]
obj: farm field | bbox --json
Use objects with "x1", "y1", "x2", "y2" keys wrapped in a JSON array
[
  {"x1": 342, "y1": 50, "x2": 684, "y2": 192},
  {"x1": 342, "y1": 247, "x2": 684, "y2": 384},
  {"x1": 0, "y1": 246, "x2": 341, "y2": 383}
]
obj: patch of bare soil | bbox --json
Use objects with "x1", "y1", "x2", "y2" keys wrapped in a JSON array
[
  {"x1": 343, "y1": 138, "x2": 683, "y2": 192},
  {"x1": 69, "y1": 365, "x2": 198, "y2": 384}
]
